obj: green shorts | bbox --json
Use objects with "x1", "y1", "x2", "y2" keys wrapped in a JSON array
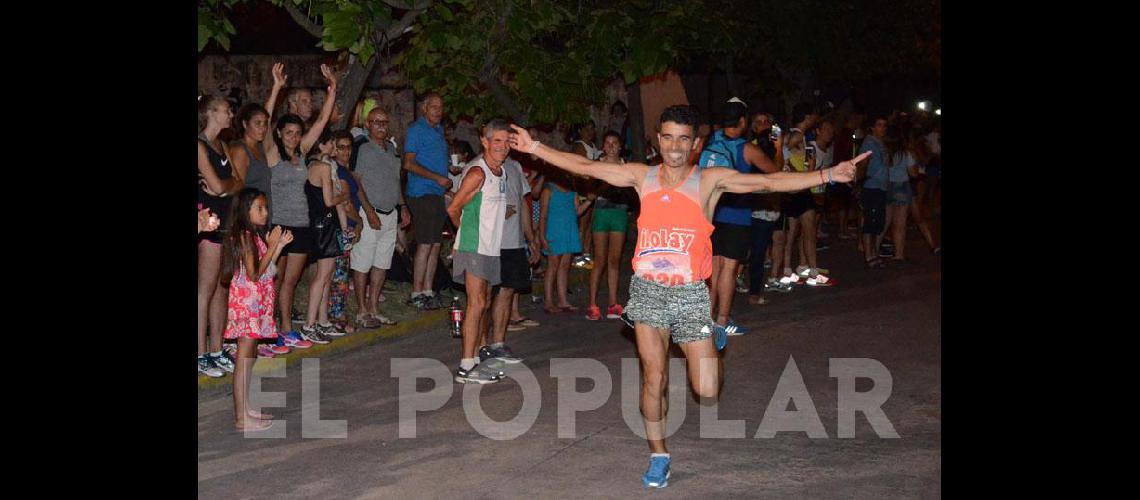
[{"x1": 592, "y1": 208, "x2": 629, "y2": 233}]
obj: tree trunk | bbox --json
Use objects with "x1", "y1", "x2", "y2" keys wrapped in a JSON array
[
  {"x1": 333, "y1": 55, "x2": 379, "y2": 130},
  {"x1": 280, "y1": 0, "x2": 427, "y2": 131},
  {"x1": 476, "y1": 1, "x2": 528, "y2": 125},
  {"x1": 479, "y1": 69, "x2": 528, "y2": 124}
]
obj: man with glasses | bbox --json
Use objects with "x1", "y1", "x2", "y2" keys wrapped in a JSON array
[
  {"x1": 331, "y1": 130, "x2": 385, "y2": 329},
  {"x1": 349, "y1": 108, "x2": 411, "y2": 327}
]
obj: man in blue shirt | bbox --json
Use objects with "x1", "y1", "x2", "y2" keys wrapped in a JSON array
[
  {"x1": 402, "y1": 92, "x2": 453, "y2": 309},
  {"x1": 699, "y1": 99, "x2": 782, "y2": 339}
]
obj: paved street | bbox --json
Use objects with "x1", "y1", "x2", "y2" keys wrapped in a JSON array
[{"x1": 198, "y1": 233, "x2": 941, "y2": 498}]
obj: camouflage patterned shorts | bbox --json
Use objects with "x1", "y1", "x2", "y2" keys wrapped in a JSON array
[{"x1": 623, "y1": 275, "x2": 715, "y2": 344}]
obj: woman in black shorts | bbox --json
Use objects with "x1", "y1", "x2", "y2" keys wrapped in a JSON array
[
  {"x1": 198, "y1": 94, "x2": 243, "y2": 376},
  {"x1": 263, "y1": 63, "x2": 340, "y2": 344},
  {"x1": 299, "y1": 130, "x2": 351, "y2": 340},
  {"x1": 780, "y1": 129, "x2": 816, "y2": 280}
]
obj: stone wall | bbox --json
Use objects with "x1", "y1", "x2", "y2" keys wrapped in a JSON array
[
  {"x1": 199, "y1": 55, "x2": 417, "y2": 145},
  {"x1": 199, "y1": 54, "x2": 631, "y2": 155}
]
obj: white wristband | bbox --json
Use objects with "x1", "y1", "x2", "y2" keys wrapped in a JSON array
[{"x1": 527, "y1": 141, "x2": 541, "y2": 154}]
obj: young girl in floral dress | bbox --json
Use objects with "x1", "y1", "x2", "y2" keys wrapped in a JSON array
[{"x1": 222, "y1": 188, "x2": 293, "y2": 432}]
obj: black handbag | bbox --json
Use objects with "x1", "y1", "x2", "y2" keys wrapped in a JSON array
[{"x1": 311, "y1": 211, "x2": 342, "y2": 260}]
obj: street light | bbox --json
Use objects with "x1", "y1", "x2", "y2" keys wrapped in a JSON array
[
  {"x1": 935, "y1": 108, "x2": 941, "y2": 116},
  {"x1": 916, "y1": 101, "x2": 931, "y2": 111}
]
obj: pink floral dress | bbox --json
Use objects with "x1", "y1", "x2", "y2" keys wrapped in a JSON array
[{"x1": 224, "y1": 232, "x2": 278, "y2": 339}]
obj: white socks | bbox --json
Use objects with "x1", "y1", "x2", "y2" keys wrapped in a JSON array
[{"x1": 460, "y1": 357, "x2": 478, "y2": 371}]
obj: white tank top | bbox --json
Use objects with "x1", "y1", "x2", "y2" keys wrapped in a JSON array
[
  {"x1": 576, "y1": 140, "x2": 601, "y2": 160},
  {"x1": 453, "y1": 156, "x2": 507, "y2": 256}
]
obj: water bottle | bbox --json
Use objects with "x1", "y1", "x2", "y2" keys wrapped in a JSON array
[{"x1": 449, "y1": 296, "x2": 463, "y2": 338}]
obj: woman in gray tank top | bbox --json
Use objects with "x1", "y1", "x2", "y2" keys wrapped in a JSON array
[
  {"x1": 260, "y1": 62, "x2": 341, "y2": 343},
  {"x1": 229, "y1": 103, "x2": 273, "y2": 196}
]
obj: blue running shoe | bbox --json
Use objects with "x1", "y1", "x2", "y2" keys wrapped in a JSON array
[
  {"x1": 642, "y1": 454, "x2": 671, "y2": 488},
  {"x1": 712, "y1": 323, "x2": 728, "y2": 351},
  {"x1": 724, "y1": 318, "x2": 749, "y2": 336},
  {"x1": 281, "y1": 330, "x2": 314, "y2": 349}
]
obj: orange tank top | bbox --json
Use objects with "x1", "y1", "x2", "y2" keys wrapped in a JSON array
[{"x1": 632, "y1": 165, "x2": 714, "y2": 285}]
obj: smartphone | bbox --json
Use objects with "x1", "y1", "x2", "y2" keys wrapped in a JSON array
[
  {"x1": 769, "y1": 124, "x2": 782, "y2": 142},
  {"x1": 805, "y1": 145, "x2": 815, "y2": 166}
]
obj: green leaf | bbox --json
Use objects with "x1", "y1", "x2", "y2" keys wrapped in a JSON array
[
  {"x1": 436, "y1": 4, "x2": 455, "y2": 22},
  {"x1": 223, "y1": 18, "x2": 236, "y2": 35},
  {"x1": 198, "y1": 24, "x2": 210, "y2": 52},
  {"x1": 360, "y1": 43, "x2": 376, "y2": 65},
  {"x1": 622, "y1": 69, "x2": 637, "y2": 84},
  {"x1": 329, "y1": 21, "x2": 362, "y2": 48},
  {"x1": 371, "y1": 7, "x2": 392, "y2": 24},
  {"x1": 217, "y1": 32, "x2": 230, "y2": 51}
]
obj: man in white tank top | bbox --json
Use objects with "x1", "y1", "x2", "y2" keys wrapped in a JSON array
[{"x1": 446, "y1": 118, "x2": 514, "y2": 385}]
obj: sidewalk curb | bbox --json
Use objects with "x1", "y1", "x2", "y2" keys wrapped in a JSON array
[
  {"x1": 198, "y1": 309, "x2": 449, "y2": 393},
  {"x1": 198, "y1": 266, "x2": 591, "y2": 393}
]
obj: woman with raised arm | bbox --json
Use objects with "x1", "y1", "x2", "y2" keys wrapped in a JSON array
[{"x1": 264, "y1": 63, "x2": 340, "y2": 346}]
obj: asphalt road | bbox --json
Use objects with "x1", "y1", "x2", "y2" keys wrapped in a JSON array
[{"x1": 198, "y1": 233, "x2": 941, "y2": 498}]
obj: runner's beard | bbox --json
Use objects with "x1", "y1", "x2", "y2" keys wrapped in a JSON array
[{"x1": 664, "y1": 149, "x2": 687, "y2": 168}]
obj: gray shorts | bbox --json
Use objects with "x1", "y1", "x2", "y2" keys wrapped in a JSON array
[
  {"x1": 452, "y1": 250, "x2": 501, "y2": 286},
  {"x1": 623, "y1": 276, "x2": 715, "y2": 344}
]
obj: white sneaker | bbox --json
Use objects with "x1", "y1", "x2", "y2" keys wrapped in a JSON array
[
  {"x1": 455, "y1": 363, "x2": 503, "y2": 384},
  {"x1": 317, "y1": 323, "x2": 346, "y2": 337},
  {"x1": 779, "y1": 274, "x2": 800, "y2": 285},
  {"x1": 806, "y1": 274, "x2": 835, "y2": 287},
  {"x1": 765, "y1": 279, "x2": 793, "y2": 293},
  {"x1": 198, "y1": 356, "x2": 224, "y2": 378}
]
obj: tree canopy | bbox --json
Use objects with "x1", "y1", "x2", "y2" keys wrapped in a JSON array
[{"x1": 199, "y1": 0, "x2": 939, "y2": 126}]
